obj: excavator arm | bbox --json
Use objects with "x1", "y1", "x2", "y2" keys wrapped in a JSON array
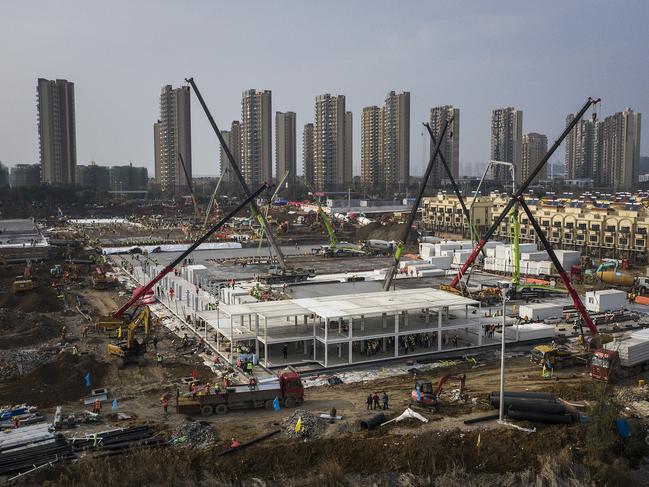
[
  {"x1": 318, "y1": 204, "x2": 338, "y2": 249},
  {"x1": 433, "y1": 374, "x2": 466, "y2": 398}
]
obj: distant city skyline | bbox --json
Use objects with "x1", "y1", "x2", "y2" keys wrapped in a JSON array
[{"x1": 1, "y1": 2, "x2": 647, "y2": 180}]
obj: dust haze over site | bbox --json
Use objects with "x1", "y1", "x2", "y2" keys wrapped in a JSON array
[{"x1": 0, "y1": 1, "x2": 647, "y2": 177}]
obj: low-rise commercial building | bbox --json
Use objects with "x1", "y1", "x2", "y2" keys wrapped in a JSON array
[{"x1": 423, "y1": 193, "x2": 649, "y2": 263}]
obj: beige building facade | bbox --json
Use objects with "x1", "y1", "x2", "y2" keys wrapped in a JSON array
[{"x1": 423, "y1": 193, "x2": 649, "y2": 263}]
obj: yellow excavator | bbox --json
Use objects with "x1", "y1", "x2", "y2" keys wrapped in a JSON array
[{"x1": 100, "y1": 306, "x2": 151, "y2": 368}]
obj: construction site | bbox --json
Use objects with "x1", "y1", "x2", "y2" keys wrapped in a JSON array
[{"x1": 3, "y1": 93, "x2": 649, "y2": 487}]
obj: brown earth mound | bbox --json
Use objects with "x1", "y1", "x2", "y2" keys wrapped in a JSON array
[
  {"x1": 0, "y1": 284, "x2": 62, "y2": 313},
  {"x1": 0, "y1": 309, "x2": 61, "y2": 349},
  {"x1": 356, "y1": 222, "x2": 418, "y2": 243},
  {"x1": 0, "y1": 353, "x2": 107, "y2": 407}
]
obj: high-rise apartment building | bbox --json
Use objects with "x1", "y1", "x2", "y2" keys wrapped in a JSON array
[
  {"x1": 302, "y1": 123, "x2": 315, "y2": 187},
  {"x1": 154, "y1": 85, "x2": 192, "y2": 193},
  {"x1": 490, "y1": 107, "x2": 522, "y2": 184},
  {"x1": 37, "y1": 78, "x2": 77, "y2": 185},
  {"x1": 566, "y1": 109, "x2": 642, "y2": 189},
  {"x1": 429, "y1": 105, "x2": 459, "y2": 183},
  {"x1": 360, "y1": 106, "x2": 382, "y2": 188},
  {"x1": 382, "y1": 91, "x2": 410, "y2": 187},
  {"x1": 220, "y1": 121, "x2": 241, "y2": 185},
  {"x1": 521, "y1": 133, "x2": 548, "y2": 183},
  {"x1": 564, "y1": 113, "x2": 602, "y2": 182},
  {"x1": 241, "y1": 89, "x2": 272, "y2": 186},
  {"x1": 603, "y1": 108, "x2": 642, "y2": 190},
  {"x1": 313, "y1": 94, "x2": 352, "y2": 192},
  {"x1": 275, "y1": 111, "x2": 296, "y2": 186}
]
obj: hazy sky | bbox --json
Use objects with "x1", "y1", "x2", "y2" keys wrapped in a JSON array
[{"x1": 1, "y1": 1, "x2": 647, "y2": 177}]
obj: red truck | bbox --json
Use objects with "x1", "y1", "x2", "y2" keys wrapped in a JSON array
[{"x1": 176, "y1": 372, "x2": 305, "y2": 416}]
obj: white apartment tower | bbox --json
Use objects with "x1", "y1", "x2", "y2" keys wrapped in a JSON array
[
  {"x1": 429, "y1": 105, "x2": 460, "y2": 182},
  {"x1": 313, "y1": 94, "x2": 352, "y2": 192},
  {"x1": 154, "y1": 84, "x2": 192, "y2": 193},
  {"x1": 275, "y1": 111, "x2": 296, "y2": 186},
  {"x1": 522, "y1": 132, "x2": 548, "y2": 183},
  {"x1": 490, "y1": 107, "x2": 523, "y2": 185},
  {"x1": 241, "y1": 89, "x2": 272, "y2": 187}
]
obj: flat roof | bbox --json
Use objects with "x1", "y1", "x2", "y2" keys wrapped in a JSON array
[{"x1": 214, "y1": 287, "x2": 478, "y2": 321}]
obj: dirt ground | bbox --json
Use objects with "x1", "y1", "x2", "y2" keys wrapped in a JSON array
[{"x1": 2, "y1": 247, "x2": 649, "y2": 486}]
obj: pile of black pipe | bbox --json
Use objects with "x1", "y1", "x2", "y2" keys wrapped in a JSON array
[
  {"x1": 0, "y1": 437, "x2": 75, "y2": 476},
  {"x1": 359, "y1": 413, "x2": 385, "y2": 430},
  {"x1": 489, "y1": 391, "x2": 579, "y2": 424},
  {"x1": 0, "y1": 426, "x2": 165, "y2": 477}
]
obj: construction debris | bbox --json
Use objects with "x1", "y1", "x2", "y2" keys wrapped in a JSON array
[
  {"x1": 283, "y1": 409, "x2": 327, "y2": 439},
  {"x1": 381, "y1": 408, "x2": 429, "y2": 426},
  {"x1": 169, "y1": 421, "x2": 218, "y2": 448}
]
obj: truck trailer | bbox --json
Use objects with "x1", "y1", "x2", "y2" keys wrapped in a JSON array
[{"x1": 176, "y1": 372, "x2": 305, "y2": 416}]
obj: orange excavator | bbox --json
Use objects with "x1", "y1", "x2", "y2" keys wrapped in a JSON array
[{"x1": 411, "y1": 374, "x2": 466, "y2": 409}]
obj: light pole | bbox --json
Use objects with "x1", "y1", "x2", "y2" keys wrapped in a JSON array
[{"x1": 498, "y1": 281, "x2": 511, "y2": 422}]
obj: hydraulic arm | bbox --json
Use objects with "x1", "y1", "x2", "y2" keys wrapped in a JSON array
[
  {"x1": 450, "y1": 98, "x2": 600, "y2": 289},
  {"x1": 186, "y1": 77, "x2": 287, "y2": 269},
  {"x1": 517, "y1": 196, "x2": 597, "y2": 336},
  {"x1": 113, "y1": 183, "x2": 267, "y2": 318},
  {"x1": 383, "y1": 118, "x2": 449, "y2": 291},
  {"x1": 178, "y1": 152, "x2": 200, "y2": 221}
]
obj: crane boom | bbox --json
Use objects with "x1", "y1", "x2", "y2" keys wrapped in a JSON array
[
  {"x1": 518, "y1": 197, "x2": 597, "y2": 335},
  {"x1": 185, "y1": 77, "x2": 287, "y2": 269},
  {"x1": 450, "y1": 97, "x2": 600, "y2": 288},
  {"x1": 204, "y1": 166, "x2": 228, "y2": 228},
  {"x1": 424, "y1": 123, "x2": 482, "y2": 251},
  {"x1": 178, "y1": 152, "x2": 200, "y2": 221},
  {"x1": 112, "y1": 183, "x2": 267, "y2": 318},
  {"x1": 318, "y1": 203, "x2": 338, "y2": 248},
  {"x1": 383, "y1": 118, "x2": 449, "y2": 291}
]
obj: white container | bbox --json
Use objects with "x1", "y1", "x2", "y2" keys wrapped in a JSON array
[
  {"x1": 605, "y1": 334, "x2": 649, "y2": 367},
  {"x1": 418, "y1": 268, "x2": 446, "y2": 277},
  {"x1": 537, "y1": 261, "x2": 556, "y2": 275},
  {"x1": 420, "y1": 236, "x2": 442, "y2": 244},
  {"x1": 419, "y1": 243, "x2": 436, "y2": 259},
  {"x1": 554, "y1": 250, "x2": 581, "y2": 269},
  {"x1": 452, "y1": 250, "x2": 472, "y2": 265},
  {"x1": 518, "y1": 243, "x2": 538, "y2": 253},
  {"x1": 585, "y1": 289, "x2": 627, "y2": 313},
  {"x1": 434, "y1": 242, "x2": 461, "y2": 255},
  {"x1": 518, "y1": 303, "x2": 564, "y2": 321},
  {"x1": 424, "y1": 255, "x2": 453, "y2": 270},
  {"x1": 486, "y1": 247, "x2": 497, "y2": 258},
  {"x1": 521, "y1": 251, "x2": 549, "y2": 262}
]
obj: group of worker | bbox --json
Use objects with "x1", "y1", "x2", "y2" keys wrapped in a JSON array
[{"x1": 366, "y1": 392, "x2": 389, "y2": 410}]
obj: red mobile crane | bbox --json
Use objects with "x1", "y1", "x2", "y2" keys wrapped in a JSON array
[
  {"x1": 111, "y1": 184, "x2": 267, "y2": 319},
  {"x1": 447, "y1": 98, "x2": 601, "y2": 337}
]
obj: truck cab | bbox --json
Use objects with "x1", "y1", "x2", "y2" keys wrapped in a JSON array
[
  {"x1": 590, "y1": 349, "x2": 619, "y2": 381},
  {"x1": 279, "y1": 371, "x2": 304, "y2": 406}
]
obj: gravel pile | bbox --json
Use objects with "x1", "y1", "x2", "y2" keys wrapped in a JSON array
[
  {"x1": 170, "y1": 421, "x2": 218, "y2": 448},
  {"x1": 283, "y1": 409, "x2": 327, "y2": 439},
  {"x1": 0, "y1": 349, "x2": 57, "y2": 382}
]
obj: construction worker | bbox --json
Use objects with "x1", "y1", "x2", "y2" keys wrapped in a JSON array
[
  {"x1": 60, "y1": 325, "x2": 67, "y2": 341},
  {"x1": 93, "y1": 399, "x2": 102, "y2": 415},
  {"x1": 246, "y1": 361, "x2": 254, "y2": 375},
  {"x1": 152, "y1": 336, "x2": 159, "y2": 350},
  {"x1": 156, "y1": 353, "x2": 163, "y2": 367},
  {"x1": 182, "y1": 333, "x2": 189, "y2": 349},
  {"x1": 71, "y1": 345, "x2": 79, "y2": 356},
  {"x1": 82, "y1": 326, "x2": 89, "y2": 338},
  {"x1": 12, "y1": 416, "x2": 20, "y2": 429},
  {"x1": 161, "y1": 396, "x2": 169, "y2": 416}
]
